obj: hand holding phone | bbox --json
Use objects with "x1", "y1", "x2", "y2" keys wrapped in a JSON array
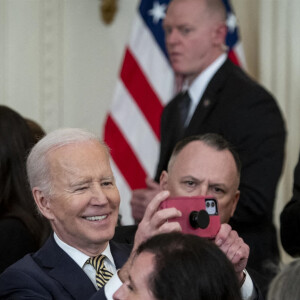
[{"x1": 159, "y1": 196, "x2": 221, "y2": 239}]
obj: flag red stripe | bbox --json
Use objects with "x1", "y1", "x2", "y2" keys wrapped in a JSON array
[
  {"x1": 121, "y1": 48, "x2": 163, "y2": 140},
  {"x1": 228, "y1": 49, "x2": 240, "y2": 67},
  {"x1": 104, "y1": 115, "x2": 147, "y2": 190}
]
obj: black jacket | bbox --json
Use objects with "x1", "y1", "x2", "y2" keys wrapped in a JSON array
[{"x1": 155, "y1": 59, "x2": 286, "y2": 279}]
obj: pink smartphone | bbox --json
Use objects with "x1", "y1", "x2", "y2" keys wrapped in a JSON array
[{"x1": 159, "y1": 196, "x2": 221, "y2": 239}]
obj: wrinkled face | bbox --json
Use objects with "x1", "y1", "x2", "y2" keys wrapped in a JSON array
[
  {"x1": 39, "y1": 141, "x2": 120, "y2": 255},
  {"x1": 160, "y1": 141, "x2": 240, "y2": 223},
  {"x1": 163, "y1": 0, "x2": 225, "y2": 82},
  {"x1": 113, "y1": 252, "x2": 156, "y2": 300}
]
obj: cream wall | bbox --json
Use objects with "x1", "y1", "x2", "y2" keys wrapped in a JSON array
[
  {"x1": 233, "y1": 0, "x2": 300, "y2": 264},
  {"x1": 0, "y1": 0, "x2": 139, "y2": 133},
  {"x1": 0, "y1": 0, "x2": 298, "y2": 262},
  {"x1": 232, "y1": 0, "x2": 259, "y2": 78}
]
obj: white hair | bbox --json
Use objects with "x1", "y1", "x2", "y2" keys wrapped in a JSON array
[{"x1": 26, "y1": 128, "x2": 109, "y2": 196}]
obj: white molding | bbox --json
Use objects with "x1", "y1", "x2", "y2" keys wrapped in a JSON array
[
  {"x1": 258, "y1": 0, "x2": 300, "y2": 263},
  {"x1": 0, "y1": 1, "x2": 7, "y2": 105},
  {"x1": 39, "y1": 0, "x2": 64, "y2": 131}
]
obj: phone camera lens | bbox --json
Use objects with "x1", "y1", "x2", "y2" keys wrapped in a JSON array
[{"x1": 189, "y1": 210, "x2": 210, "y2": 229}]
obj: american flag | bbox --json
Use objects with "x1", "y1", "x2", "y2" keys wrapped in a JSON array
[{"x1": 103, "y1": 0, "x2": 245, "y2": 225}]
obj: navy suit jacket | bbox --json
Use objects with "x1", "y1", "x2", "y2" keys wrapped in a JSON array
[
  {"x1": 155, "y1": 59, "x2": 285, "y2": 282},
  {"x1": 0, "y1": 235, "x2": 132, "y2": 299}
]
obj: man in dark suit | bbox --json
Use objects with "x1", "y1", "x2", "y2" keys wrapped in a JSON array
[
  {"x1": 118, "y1": 133, "x2": 269, "y2": 298},
  {"x1": 131, "y1": 0, "x2": 286, "y2": 280},
  {"x1": 0, "y1": 128, "x2": 184, "y2": 299}
]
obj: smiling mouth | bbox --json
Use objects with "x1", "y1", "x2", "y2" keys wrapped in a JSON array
[
  {"x1": 83, "y1": 215, "x2": 108, "y2": 221},
  {"x1": 170, "y1": 52, "x2": 181, "y2": 58}
]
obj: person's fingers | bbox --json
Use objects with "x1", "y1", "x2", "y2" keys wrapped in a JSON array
[
  {"x1": 150, "y1": 207, "x2": 182, "y2": 229},
  {"x1": 143, "y1": 190, "x2": 170, "y2": 221},
  {"x1": 215, "y1": 223, "x2": 232, "y2": 247}
]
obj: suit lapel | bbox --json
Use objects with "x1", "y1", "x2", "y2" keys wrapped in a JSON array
[
  {"x1": 35, "y1": 236, "x2": 96, "y2": 299},
  {"x1": 34, "y1": 236, "x2": 132, "y2": 299},
  {"x1": 47, "y1": 256, "x2": 96, "y2": 299},
  {"x1": 110, "y1": 240, "x2": 132, "y2": 269},
  {"x1": 185, "y1": 59, "x2": 232, "y2": 135}
]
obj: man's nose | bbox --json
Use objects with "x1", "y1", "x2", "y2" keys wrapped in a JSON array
[
  {"x1": 113, "y1": 283, "x2": 128, "y2": 300},
  {"x1": 166, "y1": 29, "x2": 179, "y2": 45},
  {"x1": 199, "y1": 185, "x2": 209, "y2": 196},
  {"x1": 90, "y1": 184, "x2": 109, "y2": 204}
]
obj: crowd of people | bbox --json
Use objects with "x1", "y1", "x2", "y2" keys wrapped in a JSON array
[{"x1": 0, "y1": 0, "x2": 299, "y2": 299}]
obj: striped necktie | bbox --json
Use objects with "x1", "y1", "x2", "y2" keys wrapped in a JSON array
[{"x1": 87, "y1": 254, "x2": 113, "y2": 288}]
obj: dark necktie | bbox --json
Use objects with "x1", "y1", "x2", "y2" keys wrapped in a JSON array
[
  {"x1": 87, "y1": 255, "x2": 113, "y2": 288},
  {"x1": 178, "y1": 91, "x2": 191, "y2": 131}
]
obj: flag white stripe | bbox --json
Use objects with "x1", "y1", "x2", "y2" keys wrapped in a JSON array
[
  {"x1": 233, "y1": 41, "x2": 247, "y2": 69},
  {"x1": 110, "y1": 81, "x2": 160, "y2": 177},
  {"x1": 110, "y1": 159, "x2": 134, "y2": 225},
  {"x1": 129, "y1": 15, "x2": 174, "y2": 105}
]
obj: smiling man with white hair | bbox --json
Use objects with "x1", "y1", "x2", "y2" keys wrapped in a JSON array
[{"x1": 0, "y1": 128, "x2": 182, "y2": 299}]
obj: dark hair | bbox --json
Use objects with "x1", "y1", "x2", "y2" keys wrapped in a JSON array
[
  {"x1": 136, "y1": 232, "x2": 242, "y2": 300},
  {"x1": 0, "y1": 105, "x2": 49, "y2": 246},
  {"x1": 169, "y1": 133, "x2": 241, "y2": 176},
  {"x1": 25, "y1": 118, "x2": 46, "y2": 143}
]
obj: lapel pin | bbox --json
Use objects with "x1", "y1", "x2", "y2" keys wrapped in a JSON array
[{"x1": 203, "y1": 99, "x2": 211, "y2": 107}]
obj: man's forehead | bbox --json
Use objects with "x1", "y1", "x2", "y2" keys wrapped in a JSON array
[
  {"x1": 132, "y1": 252, "x2": 155, "y2": 282},
  {"x1": 176, "y1": 140, "x2": 215, "y2": 159},
  {"x1": 47, "y1": 141, "x2": 110, "y2": 170},
  {"x1": 171, "y1": 141, "x2": 236, "y2": 173},
  {"x1": 168, "y1": 141, "x2": 239, "y2": 190},
  {"x1": 48, "y1": 140, "x2": 106, "y2": 157},
  {"x1": 166, "y1": 0, "x2": 206, "y2": 17}
]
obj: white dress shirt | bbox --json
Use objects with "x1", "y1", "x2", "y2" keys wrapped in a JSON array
[
  {"x1": 184, "y1": 53, "x2": 227, "y2": 126},
  {"x1": 53, "y1": 233, "x2": 122, "y2": 299}
]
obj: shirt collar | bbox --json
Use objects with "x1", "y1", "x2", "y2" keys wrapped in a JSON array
[
  {"x1": 188, "y1": 53, "x2": 227, "y2": 106},
  {"x1": 53, "y1": 232, "x2": 115, "y2": 269}
]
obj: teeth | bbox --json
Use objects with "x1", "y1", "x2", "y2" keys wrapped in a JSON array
[{"x1": 84, "y1": 215, "x2": 107, "y2": 221}]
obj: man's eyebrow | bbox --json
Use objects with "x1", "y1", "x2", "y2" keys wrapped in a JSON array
[
  {"x1": 178, "y1": 23, "x2": 192, "y2": 28},
  {"x1": 180, "y1": 175, "x2": 201, "y2": 182},
  {"x1": 69, "y1": 178, "x2": 91, "y2": 187},
  {"x1": 128, "y1": 274, "x2": 137, "y2": 291},
  {"x1": 209, "y1": 183, "x2": 228, "y2": 189},
  {"x1": 101, "y1": 175, "x2": 115, "y2": 180},
  {"x1": 68, "y1": 175, "x2": 115, "y2": 187},
  {"x1": 180, "y1": 176, "x2": 228, "y2": 189}
]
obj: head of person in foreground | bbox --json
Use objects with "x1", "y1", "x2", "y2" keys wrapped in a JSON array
[{"x1": 113, "y1": 232, "x2": 242, "y2": 300}]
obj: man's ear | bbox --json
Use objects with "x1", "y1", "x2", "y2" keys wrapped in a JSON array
[
  {"x1": 32, "y1": 188, "x2": 54, "y2": 220},
  {"x1": 230, "y1": 190, "x2": 240, "y2": 217},
  {"x1": 212, "y1": 22, "x2": 227, "y2": 47},
  {"x1": 159, "y1": 170, "x2": 169, "y2": 191}
]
